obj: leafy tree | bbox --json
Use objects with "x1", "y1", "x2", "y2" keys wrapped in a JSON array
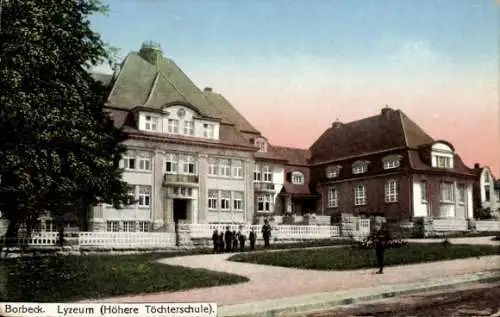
[{"x1": 0, "y1": 0, "x2": 129, "y2": 244}]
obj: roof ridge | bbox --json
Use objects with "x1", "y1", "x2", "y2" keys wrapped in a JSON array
[
  {"x1": 143, "y1": 72, "x2": 161, "y2": 106},
  {"x1": 106, "y1": 54, "x2": 133, "y2": 105},
  {"x1": 397, "y1": 110, "x2": 410, "y2": 147}
]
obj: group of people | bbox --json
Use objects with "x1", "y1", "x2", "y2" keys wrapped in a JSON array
[{"x1": 211, "y1": 220, "x2": 273, "y2": 253}]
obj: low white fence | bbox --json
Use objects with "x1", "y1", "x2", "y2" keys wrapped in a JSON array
[
  {"x1": 78, "y1": 232, "x2": 176, "y2": 248},
  {"x1": 475, "y1": 220, "x2": 500, "y2": 232}
]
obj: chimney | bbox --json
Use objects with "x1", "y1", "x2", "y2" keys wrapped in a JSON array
[
  {"x1": 332, "y1": 119, "x2": 343, "y2": 129},
  {"x1": 139, "y1": 41, "x2": 163, "y2": 65},
  {"x1": 474, "y1": 163, "x2": 480, "y2": 169},
  {"x1": 381, "y1": 105, "x2": 393, "y2": 116},
  {"x1": 204, "y1": 87, "x2": 213, "y2": 92}
]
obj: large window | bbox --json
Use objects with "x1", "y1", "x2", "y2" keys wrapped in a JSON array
[
  {"x1": 232, "y1": 160, "x2": 243, "y2": 178},
  {"x1": 220, "y1": 159, "x2": 231, "y2": 177},
  {"x1": 233, "y1": 191, "x2": 243, "y2": 211},
  {"x1": 326, "y1": 166, "x2": 340, "y2": 178},
  {"x1": 435, "y1": 156, "x2": 452, "y2": 169},
  {"x1": 421, "y1": 181, "x2": 428, "y2": 203},
  {"x1": 253, "y1": 165, "x2": 261, "y2": 181},
  {"x1": 208, "y1": 190, "x2": 218, "y2": 209},
  {"x1": 122, "y1": 155, "x2": 136, "y2": 170},
  {"x1": 327, "y1": 187, "x2": 338, "y2": 208},
  {"x1": 106, "y1": 221, "x2": 119, "y2": 232},
  {"x1": 383, "y1": 159, "x2": 400, "y2": 170},
  {"x1": 352, "y1": 161, "x2": 368, "y2": 175},
  {"x1": 220, "y1": 191, "x2": 231, "y2": 210},
  {"x1": 165, "y1": 153, "x2": 178, "y2": 173},
  {"x1": 138, "y1": 221, "x2": 150, "y2": 232},
  {"x1": 354, "y1": 184, "x2": 367, "y2": 206},
  {"x1": 126, "y1": 185, "x2": 136, "y2": 205},
  {"x1": 138, "y1": 157, "x2": 151, "y2": 171},
  {"x1": 263, "y1": 166, "x2": 273, "y2": 182},
  {"x1": 203, "y1": 123, "x2": 214, "y2": 138},
  {"x1": 385, "y1": 180, "x2": 398, "y2": 203},
  {"x1": 256, "y1": 194, "x2": 272, "y2": 212},
  {"x1": 291, "y1": 172, "x2": 304, "y2": 184},
  {"x1": 122, "y1": 221, "x2": 136, "y2": 232},
  {"x1": 180, "y1": 154, "x2": 195, "y2": 174},
  {"x1": 440, "y1": 182, "x2": 454, "y2": 203},
  {"x1": 121, "y1": 151, "x2": 153, "y2": 171},
  {"x1": 457, "y1": 184, "x2": 466, "y2": 204},
  {"x1": 183, "y1": 120, "x2": 194, "y2": 135},
  {"x1": 138, "y1": 186, "x2": 151, "y2": 207},
  {"x1": 144, "y1": 115, "x2": 159, "y2": 131},
  {"x1": 167, "y1": 119, "x2": 179, "y2": 134},
  {"x1": 208, "y1": 158, "x2": 218, "y2": 176}
]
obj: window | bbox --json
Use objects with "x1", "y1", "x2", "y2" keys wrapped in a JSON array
[
  {"x1": 106, "y1": 221, "x2": 119, "y2": 232},
  {"x1": 263, "y1": 166, "x2": 273, "y2": 182},
  {"x1": 354, "y1": 184, "x2": 367, "y2": 206},
  {"x1": 458, "y1": 184, "x2": 466, "y2": 204},
  {"x1": 165, "y1": 153, "x2": 177, "y2": 173},
  {"x1": 385, "y1": 180, "x2": 398, "y2": 203},
  {"x1": 485, "y1": 186, "x2": 490, "y2": 201},
  {"x1": 180, "y1": 154, "x2": 195, "y2": 174},
  {"x1": 327, "y1": 187, "x2": 338, "y2": 208},
  {"x1": 440, "y1": 182, "x2": 454, "y2": 203},
  {"x1": 126, "y1": 185, "x2": 136, "y2": 205},
  {"x1": 257, "y1": 194, "x2": 272, "y2": 212},
  {"x1": 220, "y1": 191, "x2": 231, "y2": 210},
  {"x1": 122, "y1": 221, "x2": 136, "y2": 232},
  {"x1": 220, "y1": 159, "x2": 231, "y2": 177},
  {"x1": 436, "y1": 156, "x2": 452, "y2": 168},
  {"x1": 167, "y1": 119, "x2": 179, "y2": 134},
  {"x1": 484, "y1": 172, "x2": 490, "y2": 183},
  {"x1": 291, "y1": 172, "x2": 304, "y2": 184},
  {"x1": 208, "y1": 190, "x2": 218, "y2": 209},
  {"x1": 138, "y1": 221, "x2": 150, "y2": 232},
  {"x1": 232, "y1": 160, "x2": 243, "y2": 178},
  {"x1": 253, "y1": 165, "x2": 261, "y2": 181},
  {"x1": 144, "y1": 115, "x2": 159, "y2": 131},
  {"x1": 138, "y1": 157, "x2": 151, "y2": 171},
  {"x1": 352, "y1": 162, "x2": 368, "y2": 174},
  {"x1": 138, "y1": 186, "x2": 151, "y2": 207},
  {"x1": 122, "y1": 156, "x2": 136, "y2": 170},
  {"x1": 183, "y1": 120, "x2": 194, "y2": 135},
  {"x1": 383, "y1": 159, "x2": 400, "y2": 170},
  {"x1": 255, "y1": 140, "x2": 266, "y2": 152},
  {"x1": 326, "y1": 166, "x2": 340, "y2": 178},
  {"x1": 203, "y1": 123, "x2": 214, "y2": 138},
  {"x1": 421, "y1": 181, "x2": 428, "y2": 203},
  {"x1": 233, "y1": 191, "x2": 243, "y2": 211},
  {"x1": 208, "y1": 158, "x2": 218, "y2": 176}
]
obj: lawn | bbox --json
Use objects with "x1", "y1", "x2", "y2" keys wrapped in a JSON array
[
  {"x1": 0, "y1": 238, "x2": 350, "y2": 302},
  {"x1": 228, "y1": 243, "x2": 500, "y2": 271}
]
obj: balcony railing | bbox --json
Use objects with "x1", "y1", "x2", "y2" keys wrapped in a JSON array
[
  {"x1": 163, "y1": 174, "x2": 199, "y2": 185},
  {"x1": 254, "y1": 182, "x2": 275, "y2": 192}
]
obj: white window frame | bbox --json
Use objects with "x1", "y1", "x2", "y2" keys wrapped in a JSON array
[
  {"x1": 203, "y1": 123, "x2": 214, "y2": 138},
  {"x1": 219, "y1": 159, "x2": 231, "y2": 177},
  {"x1": 385, "y1": 180, "x2": 398, "y2": 203},
  {"x1": 126, "y1": 185, "x2": 136, "y2": 206},
  {"x1": 208, "y1": 158, "x2": 218, "y2": 176},
  {"x1": 436, "y1": 155, "x2": 452, "y2": 169},
  {"x1": 255, "y1": 140, "x2": 266, "y2": 152},
  {"x1": 165, "y1": 153, "x2": 178, "y2": 173},
  {"x1": 144, "y1": 115, "x2": 159, "y2": 131},
  {"x1": 327, "y1": 187, "x2": 338, "y2": 208},
  {"x1": 167, "y1": 118, "x2": 179, "y2": 134},
  {"x1": 183, "y1": 120, "x2": 194, "y2": 135},
  {"x1": 138, "y1": 185, "x2": 151, "y2": 207},
  {"x1": 106, "y1": 221, "x2": 120, "y2": 232},
  {"x1": 291, "y1": 172, "x2": 304, "y2": 184},
  {"x1": 138, "y1": 157, "x2": 152, "y2": 171},
  {"x1": 233, "y1": 191, "x2": 244, "y2": 211},
  {"x1": 138, "y1": 221, "x2": 150, "y2": 232},
  {"x1": 231, "y1": 160, "x2": 243, "y2": 178},
  {"x1": 421, "y1": 181, "x2": 428, "y2": 203},
  {"x1": 220, "y1": 191, "x2": 231, "y2": 210},
  {"x1": 352, "y1": 163, "x2": 368, "y2": 175},
  {"x1": 122, "y1": 156, "x2": 136, "y2": 170},
  {"x1": 383, "y1": 159, "x2": 400, "y2": 170},
  {"x1": 326, "y1": 166, "x2": 340, "y2": 178},
  {"x1": 354, "y1": 184, "x2": 367, "y2": 206},
  {"x1": 457, "y1": 184, "x2": 466, "y2": 204},
  {"x1": 208, "y1": 190, "x2": 218, "y2": 210},
  {"x1": 122, "y1": 221, "x2": 136, "y2": 232},
  {"x1": 180, "y1": 154, "x2": 196, "y2": 175},
  {"x1": 256, "y1": 194, "x2": 272, "y2": 212},
  {"x1": 253, "y1": 165, "x2": 261, "y2": 181},
  {"x1": 263, "y1": 165, "x2": 273, "y2": 182},
  {"x1": 440, "y1": 182, "x2": 454, "y2": 203}
]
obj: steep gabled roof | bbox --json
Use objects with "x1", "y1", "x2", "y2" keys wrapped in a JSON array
[{"x1": 309, "y1": 107, "x2": 434, "y2": 164}]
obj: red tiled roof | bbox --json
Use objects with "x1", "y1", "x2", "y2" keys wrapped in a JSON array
[
  {"x1": 270, "y1": 146, "x2": 310, "y2": 166},
  {"x1": 281, "y1": 166, "x2": 318, "y2": 196},
  {"x1": 310, "y1": 108, "x2": 434, "y2": 164}
]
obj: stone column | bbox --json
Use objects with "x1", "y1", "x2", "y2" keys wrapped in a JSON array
[
  {"x1": 198, "y1": 154, "x2": 208, "y2": 223},
  {"x1": 152, "y1": 151, "x2": 165, "y2": 230},
  {"x1": 245, "y1": 159, "x2": 255, "y2": 224},
  {"x1": 191, "y1": 195, "x2": 198, "y2": 224},
  {"x1": 164, "y1": 197, "x2": 174, "y2": 232}
]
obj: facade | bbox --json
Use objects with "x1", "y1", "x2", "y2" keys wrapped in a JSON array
[
  {"x1": 472, "y1": 164, "x2": 499, "y2": 218},
  {"x1": 309, "y1": 107, "x2": 476, "y2": 221}
]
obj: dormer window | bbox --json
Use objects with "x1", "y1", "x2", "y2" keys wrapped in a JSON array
[
  {"x1": 255, "y1": 139, "x2": 267, "y2": 152},
  {"x1": 203, "y1": 123, "x2": 215, "y2": 138},
  {"x1": 183, "y1": 120, "x2": 194, "y2": 135},
  {"x1": 431, "y1": 142, "x2": 454, "y2": 169},
  {"x1": 436, "y1": 156, "x2": 452, "y2": 169},
  {"x1": 326, "y1": 165, "x2": 341, "y2": 178},
  {"x1": 352, "y1": 161, "x2": 369, "y2": 175},
  {"x1": 167, "y1": 119, "x2": 179, "y2": 134},
  {"x1": 144, "y1": 115, "x2": 159, "y2": 131},
  {"x1": 291, "y1": 171, "x2": 304, "y2": 185},
  {"x1": 382, "y1": 155, "x2": 403, "y2": 170}
]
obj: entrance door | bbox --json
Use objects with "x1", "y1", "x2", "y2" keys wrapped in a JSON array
[{"x1": 173, "y1": 199, "x2": 188, "y2": 224}]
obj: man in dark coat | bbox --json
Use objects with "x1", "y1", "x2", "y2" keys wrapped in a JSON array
[
  {"x1": 232, "y1": 230, "x2": 238, "y2": 251},
  {"x1": 249, "y1": 228, "x2": 256, "y2": 251},
  {"x1": 238, "y1": 225, "x2": 246, "y2": 252},
  {"x1": 373, "y1": 222, "x2": 391, "y2": 274},
  {"x1": 218, "y1": 231, "x2": 225, "y2": 253},
  {"x1": 224, "y1": 226, "x2": 233, "y2": 252},
  {"x1": 261, "y1": 219, "x2": 272, "y2": 249},
  {"x1": 211, "y1": 229, "x2": 219, "y2": 253}
]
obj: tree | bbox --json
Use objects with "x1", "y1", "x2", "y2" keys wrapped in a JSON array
[{"x1": 0, "y1": 0, "x2": 129, "y2": 245}]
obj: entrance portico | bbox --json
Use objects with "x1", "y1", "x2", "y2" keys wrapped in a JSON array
[{"x1": 164, "y1": 185, "x2": 199, "y2": 230}]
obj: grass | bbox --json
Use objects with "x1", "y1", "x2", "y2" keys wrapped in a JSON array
[
  {"x1": 0, "y1": 238, "x2": 350, "y2": 302},
  {"x1": 228, "y1": 243, "x2": 500, "y2": 271}
]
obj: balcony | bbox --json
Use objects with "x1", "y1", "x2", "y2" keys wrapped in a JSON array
[
  {"x1": 254, "y1": 182, "x2": 275, "y2": 192},
  {"x1": 163, "y1": 174, "x2": 199, "y2": 186}
]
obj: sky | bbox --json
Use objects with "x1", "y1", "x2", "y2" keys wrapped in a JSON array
[{"x1": 90, "y1": 0, "x2": 500, "y2": 175}]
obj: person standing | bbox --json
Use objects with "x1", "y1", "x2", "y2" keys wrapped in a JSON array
[
  {"x1": 211, "y1": 229, "x2": 219, "y2": 253},
  {"x1": 261, "y1": 219, "x2": 272, "y2": 249},
  {"x1": 238, "y1": 225, "x2": 246, "y2": 252},
  {"x1": 232, "y1": 230, "x2": 238, "y2": 251},
  {"x1": 224, "y1": 226, "x2": 233, "y2": 253},
  {"x1": 249, "y1": 228, "x2": 256, "y2": 251},
  {"x1": 218, "y1": 231, "x2": 225, "y2": 253},
  {"x1": 373, "y1": 222, "x2": 391, "y2": 274}
]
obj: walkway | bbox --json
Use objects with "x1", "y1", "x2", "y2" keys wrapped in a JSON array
[{"x1": 87, "y1": 236, "x2": 500, "y2": 306}]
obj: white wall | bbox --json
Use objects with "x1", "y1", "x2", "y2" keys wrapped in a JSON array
[
  {"x1": 272, "y1": 164, "x2": 285, "y2": 204},
  {"x1": 466, "y1": 184, "x2": 473, "y2": 219},
  {"x1": 412, "y1": 181, "x2": 429, "y2": 217}
]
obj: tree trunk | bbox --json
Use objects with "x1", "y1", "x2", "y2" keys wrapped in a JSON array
[
  {"x1": 4, "y1": 219, "x2": 20, "y2": 247},
  {"x1": 58, "y1": 222, "x2": 65, "y2": 247}
]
